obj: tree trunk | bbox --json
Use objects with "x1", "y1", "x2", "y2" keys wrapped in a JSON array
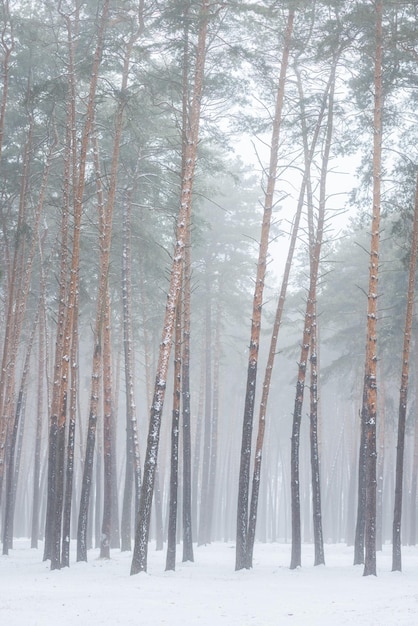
[
  {"x1": 77, "y1": 7, "x2": 139, "y2": 561},
  {"x1": 361, "y1": 0, "x2": 383, "y2": 577},
  {"x1": 100, "y1": 288, "x2": 114, "y2": 559},
  {"x1": 131, "y1": 0, "x2": 211, "y2": 575},
  {"x1": 166, "y1": 306, "x2": 182, "y2": 571},
  {"x1": 392, "y1": 171, "x2": 418, "y2": 571},
  {"x1": 235, "y1": 7, "x2": 294, "y2": 571},
  {"x1": 245, "y1": 54, "x2": 334, "y2": 563},
  {"x1": 289, "y1": 48, "x2": 337, "y2": 570}
]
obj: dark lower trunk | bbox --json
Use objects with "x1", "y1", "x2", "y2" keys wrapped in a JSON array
[
  {"x1": 235, "y1": 359, "x2": 257, "y2": 570},
  {"x1": 51, "y1": 422, "x2": 66, "y2": 570},
  {"x1": 62, "y1": 412, "x2": 76, "y2": 567},
  {"x1": 131, "y1": 384, "x2": 164, "y2": 574},
  {"x1": 43, "y1": 415, "x2": 58, "y2": 561},
  {"x1": 363, "y1": 402, "x2": 377, "y2": 576}
]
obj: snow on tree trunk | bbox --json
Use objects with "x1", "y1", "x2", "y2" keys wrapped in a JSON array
[
  {"x1": 131, "y1": 0, "x2": 211, "y2": 575},
  {"x1": 361, "y1": 0, "x2": 383, "y2": 577}
]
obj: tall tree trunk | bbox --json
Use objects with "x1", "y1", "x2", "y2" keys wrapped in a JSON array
[
  {"x1": 166, "y1": 306, "x2": 182, "y2": 571},
  {"x1": 361, "y1": 0, "x2": 383, "y2": 577},
  {"x1": 289, "y1": 49, "x2": 337, "y2": 570},
  {"x1": 43, "y1": 222, "x2": 68, "y2": 559},
  {"x1": 235, "y1": 8, "x2": 294, "y2": 571},
  {"x1": 245, "y1": 57, "x2": 333, "y2": 563},
  {"x1": 131, "y1": 0, "x2": 211, "y2": 575},
  {"x1": 78, "y1": 3, "x2": 139, "y2": 560},
  {"x1": 392, "y1": 171, "x2": 418, "y2": 571},
  {"x1": 45, "y1": 1, "x2": 80, "y2": 565}
]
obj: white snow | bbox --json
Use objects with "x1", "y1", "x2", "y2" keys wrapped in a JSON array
[{"x1": 2, "y1": 540, "x2": 418, "y2": 625}]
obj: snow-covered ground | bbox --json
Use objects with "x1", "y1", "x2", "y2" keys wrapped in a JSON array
[{"x1": 2, "y1": 540, "x2": 418, "y2": 625}]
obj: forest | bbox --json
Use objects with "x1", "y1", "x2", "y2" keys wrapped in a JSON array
[{"x1": 1, "y1": 0, "x2": 418, "y2": 581}]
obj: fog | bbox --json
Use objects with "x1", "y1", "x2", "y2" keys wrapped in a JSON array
[{"x1": 1, "y1": 0, "x2": 418, "y2": 607}]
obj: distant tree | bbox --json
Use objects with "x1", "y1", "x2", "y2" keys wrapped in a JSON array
[
  {"x1": 0, "y1": 0, "x2": 14, "y2": 164},
  {"x1": 120, "y1": 188, "x2": 142, "y2": 552}
]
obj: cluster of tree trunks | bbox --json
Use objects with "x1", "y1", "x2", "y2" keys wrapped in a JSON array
[{"x1": 1, "y1": 0, "x2": 418, "y2": 582}]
